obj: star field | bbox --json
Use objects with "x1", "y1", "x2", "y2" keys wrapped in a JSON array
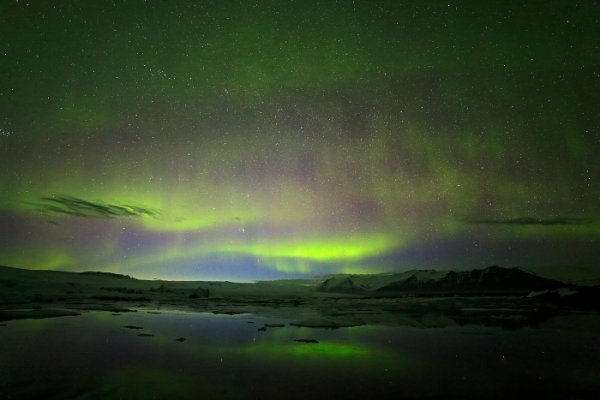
[{"x1": 0, "y1": 1, "x2": 598, "y2": 280}]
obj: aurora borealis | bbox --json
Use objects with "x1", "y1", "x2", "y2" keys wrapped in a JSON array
[{"x1": 0, "y1": 1, "x2": 598, "y2": 280}]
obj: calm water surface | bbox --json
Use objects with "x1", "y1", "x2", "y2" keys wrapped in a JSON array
[{"x1": 1, "y1": 310, "x2": 600, "y2": 399}]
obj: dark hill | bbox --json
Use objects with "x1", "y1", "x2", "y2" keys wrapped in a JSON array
[
  {"x1": 318, "y1": 276, "x2": 363, "y2": 293},
  {"x1": 317, "y1": 266, "x2": 571, "y2": 296},
  {"x1": 377, "y1": 266, "x2": 565, "y2": 294}
]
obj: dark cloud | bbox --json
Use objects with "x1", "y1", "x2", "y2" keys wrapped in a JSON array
[
  {"x1": 462, "y1": 217, "x2": 592, "y2": 226},
  {"x1": 35, "y1": 195, "x2": 159, "y2": 219}
]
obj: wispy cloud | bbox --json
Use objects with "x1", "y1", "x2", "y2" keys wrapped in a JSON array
[
  {"x1": 462, "y1": 217, "x2": 592, "y2": 226},
  {"x1": 35, "y1": 195, "x2": 159, "y2": 219}
]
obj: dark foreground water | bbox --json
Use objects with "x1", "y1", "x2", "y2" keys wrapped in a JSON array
[{"x1": 1, "y1": 309, "x2": 600, "y2": 399}]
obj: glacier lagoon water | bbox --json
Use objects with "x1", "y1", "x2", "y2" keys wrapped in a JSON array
[{"x1": 1, "y1": 308, "x2": 599, "y2": 399}]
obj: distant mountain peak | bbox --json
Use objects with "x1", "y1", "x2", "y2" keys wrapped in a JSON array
[{"x1": 317, "y1": 266, "x2": 566, "y2": 295}]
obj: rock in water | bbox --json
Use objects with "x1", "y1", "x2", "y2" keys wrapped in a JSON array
[{"x1": 294, "y1": 339, "x2": 319, "y2": 344}]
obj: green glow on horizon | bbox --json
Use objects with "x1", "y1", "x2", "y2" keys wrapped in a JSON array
[
  {"x1": 0, "y1": 248, "x2": 77, "y2": 271},
  {"x1": 102, "y1": 232, "x2": 404, "y2": 275},
  {"x1": 219, "y1": 234, "x2": 401, "y2": 261}
]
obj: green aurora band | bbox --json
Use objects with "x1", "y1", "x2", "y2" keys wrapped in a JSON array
[{"x1": 0, "y1": 1, "x2": 598, "y2": 280}]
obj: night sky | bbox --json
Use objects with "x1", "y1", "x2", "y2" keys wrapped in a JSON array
[{"x1": 0, "y1": 1, "x2": 598, "y2": 281}]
